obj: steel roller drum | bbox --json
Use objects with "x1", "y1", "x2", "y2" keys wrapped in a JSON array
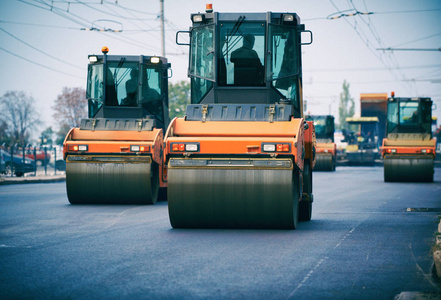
[
  {"x1": 384, "y1": 156, "x2": 434, "y2": 182},
  {"x1": 167, "y1": 158, "x2": 300, "y2": 229},
  {"x1": 66, "y1": 155, "x2": 158, "y2": 204},
  {"x1": 314, "y1": 153, "x2": 334, "y2": 171}
]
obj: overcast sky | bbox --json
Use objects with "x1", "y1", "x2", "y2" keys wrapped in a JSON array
[{"x1": 0, "y1": 0, "x2": 440, "y2": 136}]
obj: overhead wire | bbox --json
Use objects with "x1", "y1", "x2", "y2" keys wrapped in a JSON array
[
  {"x1": 328, "y1": 0, "x2": 414, "y2": 93},
  {"x1": 0, "y1": 27, "x2": 83, "y2": 69},
  {"x1": 20, "y1": 0, "x2": 163, "y2": 52},
  {"x1": 0, "y1": 19, "x2": 79, "y2": 30},
  {"x1": 389, "y1": 32, "x2": 441, "y2": 48},
  {"x1": 359, "y1": 0, "x2": 419, "y2": 94},
  {"x1": 0, "y1": 46, "x2": 84, "y2": 79},
  {"x1": 305, "y1": 64, "x2": 441, "y2": 72}
]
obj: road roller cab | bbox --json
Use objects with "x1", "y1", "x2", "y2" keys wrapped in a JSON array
[
  {"x1": 381, "y1": 96, "x2": 435, "y2": 182},
  {"x1": 306, "y1": 115, "x2": 336, "y2": 171},
  {"x1": 165, "y1": 6, "x2": 314, "y2": 229},
  {"x1": 63, "y1": 48, "x2": 171, "y2": 204}
]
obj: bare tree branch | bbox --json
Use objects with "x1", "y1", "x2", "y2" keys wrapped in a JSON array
[{"x1": 0, "y1": 91, "x2": 41, "y2": 146}]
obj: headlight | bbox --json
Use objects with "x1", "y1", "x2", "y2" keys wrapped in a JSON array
[{"x1": 192, "y1": 14, "x2": 205, "y2": 23}]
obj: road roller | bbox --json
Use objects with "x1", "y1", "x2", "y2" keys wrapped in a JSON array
[
  {"x1": 343, "y1": 117, "x2": 379, "y2": 165},
  {"x1": 381, "y1": 95, "x2": 435, "y2": 182},
  {"x1": 164, "y1": 6, "x2": 315, "y2": 229},
  {"x1": 63, "y1": 47, "x2": 171, "y2": 204},
  {"x1": 306, "y1": 115, "x2": 336, "y2": 171}
]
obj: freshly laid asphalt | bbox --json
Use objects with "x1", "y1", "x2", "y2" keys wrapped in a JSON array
[{"x1": 0, "y1": 166, "x2": 440, "y2": 299}]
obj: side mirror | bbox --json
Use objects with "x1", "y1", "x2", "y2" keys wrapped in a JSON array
[
  {"x1": 300, "y1": 30, "x2": 313, "y2": 45},
  {"x1": 176, "y1": 31, "x2": 190, "y2": 46}
]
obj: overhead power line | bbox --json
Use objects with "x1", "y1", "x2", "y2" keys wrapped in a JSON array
[
  {"x1": 305, "y1": 64, "x2": 441, "y2": 72},
  {"x1": 327, "y1": 8, "x2": 441, "y2": 19},
  {"x1": 377, "y1": 47, "x2": 441, "y2": 52},
  {"x1": 0, "y1": 26, "x2": 83, "y2": 69},
  {"x1": 0, "y1": 46, "x2": 84, "y2": 79},
  {"x1": 389, "y1": 32, "x2": 441, "y2": 48},
  {"x1": 327, "y1": 0, "x2": 417, "y2": 94}
]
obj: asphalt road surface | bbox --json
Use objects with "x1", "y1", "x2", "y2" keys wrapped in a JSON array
[{"x1": 1, "y1": 167, "x2": 440, "y2": 299}]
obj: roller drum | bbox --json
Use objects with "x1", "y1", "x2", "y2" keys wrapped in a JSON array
[
  {"x1": 314, "y1": 153, "x2": 335, "y2": 171},
  {"x1": 66, "y1": 155, "x2": 159, "y2": 204},
  {"x1": 168, "y1": 159, "x2": 300, "y2": 229},
  {"x1": 384, "y1": 155, "x2": 434, "y2": 182}
]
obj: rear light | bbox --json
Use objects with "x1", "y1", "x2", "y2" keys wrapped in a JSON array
[
  {"x1": 324, "y1": 149, "x2": 329, "y2": 153},
  {"x1": 421, "y1": 149, "x2": 432, "y2": 154},
  {"x1": 130, "y1": 145, "x2": 150, "y2": 152},
  {"x1": 262, "y1": 143, "x2": 290, "y2": 152},
  {"x1": 68, "y1": 145, "x2": 88, "y2": 151},
  {"x1": 387, "y1": 149, "x2": 396, "y2": 154},
  {"x1": 171, "y1": 143, "x2": 199, "y2": 152}
]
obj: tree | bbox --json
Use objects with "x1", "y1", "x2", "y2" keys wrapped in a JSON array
[
  {"x1": 39, "y1": 127, "x2": 54, "y2": 146},
  {"x1": 52, "y1": 87, "x2": 87, "y2": 145},
  {"x1": 0, "y1": 91, "x2": 40, "y2": 146},
  {"x1": 55, "y1": 123, "x2": 71, "y2": 145},
  {"x1": 168, "y1": 81, "x2": 190, "y2": 119},
  {"x1": 338, "y1": 80, "x2": 355, "y2": 130},
  {"x1": 52, "y1": 87, "x2": 87, "y2": 128},
  {"x1": 0, "y1": 120, "x2": 11, "y2": 147}
]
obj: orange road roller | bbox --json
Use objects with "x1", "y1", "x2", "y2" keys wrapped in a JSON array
[
  {"x1": 63, "y1": 48, "x2": 171, "y2": 204},
  {"x1": 164, "y1": 6, "x2": 315, "y2": 229},
  {"x1": 382, "y1": 95, "x2": 435, "y2": 182}
]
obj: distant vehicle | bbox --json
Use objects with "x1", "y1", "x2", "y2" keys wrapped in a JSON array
[
  {"x1": 24, "y1": 148, "x2": 51, "y2": 166},
  {"x1": 343, "y1": 116, "x2": 380, "y2": 165},
  {"x1": 0, "y1": 150, "x2": 36, "y2": 177},
  {"x1": 305, "y1": 115, "x2": 336, "y2": 171},
  {"x1": 381, "y1": 96, "x2": 435, "y2": 182},
  {"x1": 49, "y1": 146, "x2": 65, "y2": 171},
  {"x1": 360, "y1": 93, "x2": 388, "y2": 143},
  {"x1": 334, "y1": 131, "x2": 348, "y2": 162}
]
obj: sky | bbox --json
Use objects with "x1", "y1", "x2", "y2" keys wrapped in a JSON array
[{"x1": 0, "y1": 0, "x2": 440, "y2": 139}]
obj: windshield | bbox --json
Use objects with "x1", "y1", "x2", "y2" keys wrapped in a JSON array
[
  {"x1": 86, "y1": 60, "x2": 166, "y2": 121},
  {"x1": 387, "y1": 99, "x2": 432, "y2": 134},
  {"x1": 306, "y1": 115, "x2": 334, "y2": 141},
  {"x1": 218, "y1": 21, "x2": 265, "y2": 86},
  {"x1": 105, "y1": 60, "x2": 139, "y2": 107},
  {"x1": 400, "y1": 101, "x2": 419, "y2": 125},
  {"x1": 312, "y1": 116, "x2": 327, "y2": 139}
]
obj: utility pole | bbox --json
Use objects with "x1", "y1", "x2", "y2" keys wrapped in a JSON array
[{"x1": 160, "y1": 0, "x2": 165, "y2": 57}]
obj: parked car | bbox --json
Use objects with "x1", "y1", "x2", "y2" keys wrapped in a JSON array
[
  {"x1": 24, "y1": 149, "x2": 51, "y2": 166},
  {"x1": 0, "y1": 150, "x2": 36, "y2": 177}
]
